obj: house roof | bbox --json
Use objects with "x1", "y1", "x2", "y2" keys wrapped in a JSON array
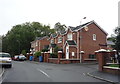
[
  {"x1": 63, "y1": 40, "x2": 77, "y2": 48},
  {"x1": 66, "y1": 40, "x2": 77, "y2": 46},
  {"x1": 68, "y1": 21, "x2": 91, "y2": 32},
  {"x1": 68, "y1": 26, "x2": 76, "y2": 31},
  {"x1": 51, "y1": 33, "x2": 57, "y2": 38},
  {"x1": 35, "y1": 37, "x2": 42, "y2": 40},
  {"x1": 35, "y1": 36, "x2": 49, "y2": 41},
  {"x1": 49, "y1": 20, "x2": 108, "y2": 40},
  {"x1": 68, "y1": 20, "x2": 108, "y2": 35},
  {"x1": 76, "y1": 20, "x2": 108, "y2": 35},
  {"x1": 31, "y1": 36, "x2": 49, "y2": 44},
  {"x1": 59, "y1": 30, "x2": 66, "y2": 35}
]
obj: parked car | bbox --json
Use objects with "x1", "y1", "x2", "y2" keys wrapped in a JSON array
[
  {"x1": 0, "y1": 52, "x2": 12, "y2": 68},
  {"x1": 19, "y1": 55, "x2": 27, "y2": 61},
  {"x1": 14, "y1": 55, "x2": 26, "y2": 61},
  {"x1": 14, "y1": 55, "x2": 19, "y2": 61}
]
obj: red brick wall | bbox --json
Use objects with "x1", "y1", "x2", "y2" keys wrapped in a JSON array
[
  {"x1": 39, "y1": 38, "x2": 50, "y2": 51},
  {"x1": 79, "y1": 23, "x2": 107, "y2": 60},
  {"x1": 72, "y1": 32, "x2": 77, "y2": 43},
  {"x1": 35, "y1": 40, "x2": 39, "y2": 52},
  {"x1": 69, "y1": 46, "x2": 77, "y2": 59},
  {"x1": 55, "y1": 34, "x2": 63, "y2": 49}
]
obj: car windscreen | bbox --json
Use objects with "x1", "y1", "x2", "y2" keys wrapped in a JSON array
[{"x1": 0, "y1": 53, "x2": 11, "y2": 57}]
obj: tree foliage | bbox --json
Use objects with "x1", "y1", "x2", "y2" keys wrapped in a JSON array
[
  {"x1": 54, "y1": 22, "x2": 67, "y2": 32},
  {"x1": 2, "y1": 22, "x2": 55, "y2": 56},
  {"x1": 114, "y1": 26, "x2": 120, "y2": 50},
  {"x1": 21, "y1": 50, "x2": 27, "y2": 55}
]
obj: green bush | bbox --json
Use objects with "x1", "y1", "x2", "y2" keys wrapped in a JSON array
[
  {"x1": 50, "y1": 53, "x2": 58, "y2": 58},
  {"x1": 34, "y1": 51, "x2": 41, "y2": 58},
  {"x1": 21, "y1": 50, "x2": 26, "y2": 55}
]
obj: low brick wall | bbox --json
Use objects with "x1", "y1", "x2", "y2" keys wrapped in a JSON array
[
  {"x1": 103, "y1": 66, "x2": 120, "y2": 75},
  {"x1": 48, "y1": 58, "x2": 80, "y2": 64},
  {"x1": 48, "y1": 58, "x2": 59, "y2": 64},
  {"x1": 60, "y1": 59, "x2": 80, "y2": 64},
  {"x1": 60, "y1": 60, "x2": 71, "y2": 64},
  {"x1": 83, "y1": 59, "x2": 97, "y2": 63},
  {"x1": 60, "y1": 60, "x2": 80, "y2": 64}
]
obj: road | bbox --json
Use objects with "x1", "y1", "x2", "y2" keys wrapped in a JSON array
[{"x1": 2, "y1": 61, "x2": 111, "y2": 83}]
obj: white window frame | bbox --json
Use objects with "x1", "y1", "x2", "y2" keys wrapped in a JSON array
[
  {"x1": 58, "y1": 37, "x2": 62, "y2": 43},
  {"x1": 51, "y1": 39, "x2": 54, "y2": 44},
  {"x1": 93, "y1": 34, "x2": 96, "y2": 41},
  {"x1": 67, "y1": 33, "x2": 72, "y2": 40}
]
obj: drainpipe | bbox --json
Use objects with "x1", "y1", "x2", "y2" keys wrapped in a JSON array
[
  {"x1": 80, "y1": 30, "x2": 82, "y2": 63},
  {"x1": 77, "y1": 31, "x2": 79, "y2": 59}
]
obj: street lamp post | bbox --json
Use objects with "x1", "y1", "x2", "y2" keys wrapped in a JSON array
[{"x1": 79, "y1": 17, "x2": 86, "y2": 63}]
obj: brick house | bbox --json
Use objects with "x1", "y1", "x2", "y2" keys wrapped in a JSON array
[
  {"x1": 49, "y1": 20, "x2": 107, "y2": 62},
  {"x1": 30, "y1": 36, "x2": 50, "y2": 53}
]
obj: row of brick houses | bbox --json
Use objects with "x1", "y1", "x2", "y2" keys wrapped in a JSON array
[
  {"x1": 30, "y1": 20, "x2": 108, "y2": 62},
  {"x1": 30, "y1": 36, "x2": 50, "y2": 52}
]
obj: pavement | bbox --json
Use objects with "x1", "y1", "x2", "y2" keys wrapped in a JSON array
[{"x1": 87, "y1": 70, "x2": 120, "y2": 84}]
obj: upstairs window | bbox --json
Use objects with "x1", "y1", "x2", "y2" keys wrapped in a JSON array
[
  {"x1": 67, "y1": 33, "x2": 72, "y2": 40},
  {"x1": 58, "y1": 37, "x2": 62, "y2": 43},
  {"x1": 51, "y1": 39, "x2": 54, "y2": 44},
  {"x1": 93, "y1": 34, "x2": 96, "y2": 41}
]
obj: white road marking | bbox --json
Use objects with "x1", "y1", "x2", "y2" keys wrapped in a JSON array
[
  {"x1": 37, "y1": 68, "x2": 50, "y2": 78},
  {"x1": 0, "y1": 68, "x2": 5, "y2": 84},
  {"x1": 83, "y1": 73, "x2": 86, "y2": 76}
]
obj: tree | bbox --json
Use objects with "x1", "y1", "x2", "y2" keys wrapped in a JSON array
[
  {"x1": 114, "y1": 26, "x2": 120, "y2": 50},
  {"x1": 107, "y1": 34, "x2": 116, "y2": 42},
  {"x1": 2, "y1": 22, "x2": 55, "y2": 56},
  {"x1": 54, "y1": 22, "x2": 67, "y2": 32},
  {"x1": 21, "y1": 50, "x2": 26, "y2": 55}
]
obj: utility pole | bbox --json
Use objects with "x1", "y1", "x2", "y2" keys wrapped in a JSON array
[{"x1": 79, "y1": 17, "x2": 86, "y2": 63}]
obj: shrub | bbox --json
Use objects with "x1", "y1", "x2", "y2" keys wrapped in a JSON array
[
  {"x1": 50, "y1": 53, "x2": 58, "y2": 58},
  {"x1": 34, "y1": 51, "x2": 41, "y2": 58},
  {"x1": 21, "y1": 50, "x2": 26, "y2": 55}
]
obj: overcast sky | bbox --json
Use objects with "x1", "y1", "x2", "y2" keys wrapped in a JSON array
[{"x1": 0, "y1": 0, "x2": 119, "y2": 36}]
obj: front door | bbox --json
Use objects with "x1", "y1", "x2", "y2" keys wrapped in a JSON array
[{"x1": 66, "y1": 46, "x2": 69, "y2": 59}]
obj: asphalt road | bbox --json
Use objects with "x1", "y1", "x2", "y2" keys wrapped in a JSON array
[{"x1": 2, "y1": 61, "x2": 111, "y2": 83}]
